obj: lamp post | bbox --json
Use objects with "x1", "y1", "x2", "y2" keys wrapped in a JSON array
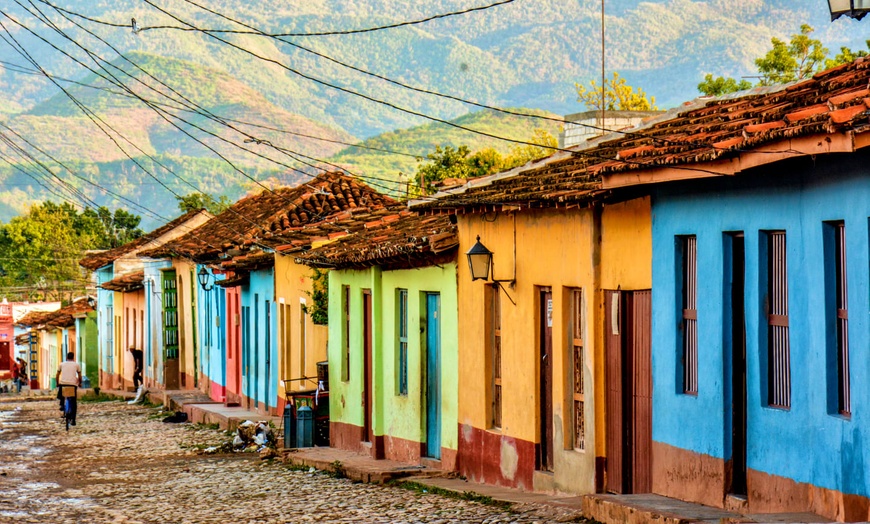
[{"x1": 828, "y1": 0, "x2": 870, "y2": 20}]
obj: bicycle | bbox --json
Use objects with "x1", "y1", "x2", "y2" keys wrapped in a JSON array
[{"x1": 61, "y1": 385, "x2": 77, "y2": 431}]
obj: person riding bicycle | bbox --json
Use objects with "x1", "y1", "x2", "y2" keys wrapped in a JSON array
[{"x1": 56, "y1": 352, "x2": 81, "y2": 425}]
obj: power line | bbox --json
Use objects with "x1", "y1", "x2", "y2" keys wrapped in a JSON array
[{"x1": 45, "y1": 0, "x2": 516, "y2": 37}]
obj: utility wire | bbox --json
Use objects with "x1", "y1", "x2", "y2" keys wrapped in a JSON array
[{"x1": 45, "y1": 0, "x2": 516, "y2": 37}]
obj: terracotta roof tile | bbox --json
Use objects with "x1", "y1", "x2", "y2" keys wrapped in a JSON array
[
  {"x1": 295, "y1": 214, "x2": 457, "y2": 271},
  {"x1": 141, "y1": 172, "x2": 396, "y2": 262},
  {"x1": 17, "y1": 299, "x2": 95, "y2": 328},
  {"x1": 79, "y1": 210, "x2": 208, "y2": 271},
  {"x1": 413, "y1": 58, "x2": 870, "y2": 211},
  {"x1": 99, "y1": 270, "x2": 145, "y2": 292}
]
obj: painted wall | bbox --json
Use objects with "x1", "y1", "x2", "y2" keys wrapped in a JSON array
[
  {"x1": 225, "y1": 285, "x2": 242, "y2": 404},
  {"x1": 172, "y1": 260, "x2": 198, "y2": 389},
  {"x1": 75, "y1": 312, "x2": 98, "y2": 387},
  {"x1": 455, "y1": 208, "x2": 598, "y2": 493},
  {"x1": 650, "y1": 154, "x2": 870, "y2": 520},
  {"x1": 328, "y1": 263, "x2": 460, "y2": 467},
  {"x1": 144, "y1": 260, "x2": 172, "y2": 388},
  {"x1": 196, "y1": 265, "x2": 226, "y2": 401},
  {"x1": 95, "y1": 266, "x2": 115, "y2": 388},
  {"x1": 240, "y1": 266, "x2": 278, "y2": 414},
  {"x1": 274, "y1": 255, "x2": 328, "y2": 405}
]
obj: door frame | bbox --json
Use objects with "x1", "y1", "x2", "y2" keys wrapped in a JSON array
[
  {"x1": 537, "y1": 286, "x2": 554, "y2": 472},
  {"x1": 425, "y1": 292, "x2": 442, "y2": 459},
  {"x1": 362, "y1": 290, "x2": 373, "y2": 443}
]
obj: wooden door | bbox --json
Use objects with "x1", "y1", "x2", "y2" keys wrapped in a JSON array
[
  {"x1": 425, "y1": 293, "x2": 442, "y2": 459},
  {"x1": 538, "y1": 288, "x2": 554, "y2": 472},
  {"x1": 265, "y1": 299, "x2": 271, "y2": 413},
  {"x1": 362, "y1": 290, "x2": 373, "y2": 443},
  {"x1": 604, "y1": 289, "x2": 624, "y2": 493},
  {"x1": 162, "y1": 271, "x2": 179, "y2": 389},
  {"x1": 0, "y1": 341, "x2": 10, "y2": 375},
  {"x1": 629, "y1": 290, "x2": 652, "y2": 494},
  {"x1": 604, "y1": 289, "x2": 652, "y2": 493}
]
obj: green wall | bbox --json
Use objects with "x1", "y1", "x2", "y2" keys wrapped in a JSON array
[{"x1": 328, "y1": 262, "x2": 459, "y2": 451}]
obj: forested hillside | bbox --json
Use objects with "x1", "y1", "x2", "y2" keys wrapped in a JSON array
[{"x1": 0, "y1": 0, "x2": 866, "y2": 227}]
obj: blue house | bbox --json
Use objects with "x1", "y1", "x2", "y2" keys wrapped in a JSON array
[{"x1": 597, "y1": 60, "x2": 870, "y2": 522}]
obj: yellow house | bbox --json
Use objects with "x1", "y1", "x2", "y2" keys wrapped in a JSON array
[{"x1": 412, "y1": 147, "x2": 652, "y2": 494}]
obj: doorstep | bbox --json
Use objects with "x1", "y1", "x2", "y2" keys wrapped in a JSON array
[{"x1": 282, "y1": 447, "x2": 446, "y2": 484}]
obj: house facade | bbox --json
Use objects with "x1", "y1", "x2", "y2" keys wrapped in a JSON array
[
  {"x1": 297, "y1": 210, "x2": 459, "y2": 467},
  {"x1": 589, "y1": 59, "x2": 870, "y2": 522}
]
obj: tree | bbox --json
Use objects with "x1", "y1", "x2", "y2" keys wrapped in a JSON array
[
  {"x1": 575, "y1": 72, "x2": 658, "y2": 111},
  {"x1": 698, "y1": 26, "x2": 868, "y2": 96},
  {"x1": 698, "y1": 74, "x2": 753, "y2": 97},
  {"x1": 414, "y1": 129, "x2": 558, "y2": 195},
  {"x1": 754, "y1": 24, "x2": 827, "y2": 86},
  {"x1": 176, "y1": 192, "x2": 232, "y2": 215}
]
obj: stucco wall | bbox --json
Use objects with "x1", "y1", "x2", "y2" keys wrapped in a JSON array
[
  {"x1": 456, "y1": 208, "x2": 597, "y2": 493},
  {"x1": 197, "y1": 265, "x2": 226, "y2": 401},
  {"x1": 651, "y1": 154, "x2": 870, "y2": 513},
  {"x1": 274, "y1": 255, "x2": 329, "y2": 403},
  {"x1": 241, "y1": 267, "x2": 278, "y2": 413}
]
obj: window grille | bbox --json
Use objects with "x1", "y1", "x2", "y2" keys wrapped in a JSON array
[
  {"x1": 767, "y1": 232, "x2": 791, "y2": 409},
  {"x1": 570, "y1": 289, "x2": 585, "y2": 450},
  {"x1": 681, "y1": 236, "x2": 698, "y2": 394},
  {"x1": 397, "y1": 289, "x2": 409, "y2": 395},
  {"x1": 832, "y1": 223, "x2": 850, "y2": 414},
  {"x1": 487, "y1": 284, "x2": 502, "y2": 429}
]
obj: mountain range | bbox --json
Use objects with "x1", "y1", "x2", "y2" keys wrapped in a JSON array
[{"x1": 0, "y1": 0, "x2": 867, "y2": 228}]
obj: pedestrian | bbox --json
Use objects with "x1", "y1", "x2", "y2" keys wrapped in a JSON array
[
  {"x1": 56, "y1": 352, "x2": 81, "y2": 425},
  {"x1": 16, "y1": 358, "x2": 27, "y2": 392},
  {"x1": 10, "y1": 359, "x2": 19, "y2": 393},
  {"x1": 129, "y1": 347, "x2": 143, "y2": 391}
]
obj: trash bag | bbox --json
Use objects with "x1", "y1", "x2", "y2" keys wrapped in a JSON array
[{"x1": 162, "y1": 411, "x2": 188, "y2": 423}]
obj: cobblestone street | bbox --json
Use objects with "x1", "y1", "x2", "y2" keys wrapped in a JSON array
[{"x1": 0, "y1": 397, "x2": 579, "y2": 523}]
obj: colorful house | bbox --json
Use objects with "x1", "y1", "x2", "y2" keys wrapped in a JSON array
[
  {"x1": 296, "y1": 209, "x2": 459, "y2": 467},
  {"x1": 412, "y1": 146, "x2": 653, "y2": 494},
  {"x1": 16, "y1": 299, "x2": 95, "y2": 389},
  {"x1": 142, "y1": 172, "x2": 394, "y2": 413},
  {"x1": 79, "y1": 210, "x2": 212, "y2": 390},
  {"x1": 596, "y1": 60, "x2": 870, "y2": 521}
]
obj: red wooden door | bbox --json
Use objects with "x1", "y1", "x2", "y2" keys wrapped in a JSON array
[
  {"x1": 630, "y1": 290, "x2": 652, "y2": 494},
  {"x1": 225, "y1": 286, "x2": 242, "y2": 402},
  {"x1": 538, "y1": 288, "x2": 554, "y2": 472},
  {"x1": 362, "y1": 290, "x2": 373, "y2": 443}
]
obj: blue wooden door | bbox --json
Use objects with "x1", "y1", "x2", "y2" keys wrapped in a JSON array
[{"x1": 426, "y1": 293, "x2": 441, "y2": 459}]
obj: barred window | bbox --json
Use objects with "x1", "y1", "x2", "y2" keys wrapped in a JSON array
[
  {"x1": 397, "y1": 289, "x2": 409, "y2": 396},
  {"x1": 569, "y1": 289, "x2": 585, "y2": 450},
  {"x1": 766, "y1": 231, "x2": 790, "y2": 409},
  {"x1": 679, "y1": 235, "x2": 698, "y2": 394},
  {"x1": 487, "y1": 284, "x2": 502, "y2": 429}
]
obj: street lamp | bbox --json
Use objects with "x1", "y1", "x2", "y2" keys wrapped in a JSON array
[
  {"x1": 828, "y1": 0, "x2": 870, "y2": 20},
  {"x1": 465, "y1": 236, "x2": 516, "y2": 305},
  {"x1": 465, "y1": 236, "x2": 493, "y2": 281},
  {"x1": 197, "y1": 267, "x2": 213, "y2": 291}
]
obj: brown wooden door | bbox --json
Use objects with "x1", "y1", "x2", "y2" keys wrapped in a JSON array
[
  {"x1": 604, "y1": 289, "x2": 652, "y2": 494},
  {"x1": 629, "y1": 290, "x2": 652, "y2": 493},
  {"x1": 362, "y1": 290, "x2": 373, "y2": 443},
  {"x1": 604, "y1": 289, "x2": 624, "y2": 493},
  {"x1": 538, "y1": 288, "x2": 554, "y2": 472}
]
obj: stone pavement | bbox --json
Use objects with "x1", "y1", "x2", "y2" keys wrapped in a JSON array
[
  {"x1": 0, "y1": 397, "x2": 587, "y2": 523},
  {"x1": 91, "y1": 389, "x2": 834, "y2": 524}
]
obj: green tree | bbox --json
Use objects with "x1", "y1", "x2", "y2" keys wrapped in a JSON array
[
  {"x1": 503, "y1": 128, "x2": 559, "y2": 169},
  {"x1": 825, "y1": 40, "x2": 870, "y2": 69},
  {"x1": 576, "y1": 72, "x2": 658, "y2": 111},
  {"x1": 698, "y1": 26, "x2": 868, "y2": 96},
  {"x1": 697, "y1": 74, "x2": 753, "y2": 96},
  {"x1": 755, "y1": 24, "x2": 827, "y2": 85},
  {"x1": 415, "y1": 145, "x2": 475, "y2": 193},
  {"x1": 176, "y1": 192, "x2": 231, "y2": 215}
]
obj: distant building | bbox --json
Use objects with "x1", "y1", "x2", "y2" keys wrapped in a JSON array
[{"x1": 559, "y1": 110, "x2": 661, "y2": 148}]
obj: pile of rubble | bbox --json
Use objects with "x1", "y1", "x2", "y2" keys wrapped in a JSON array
[{"x1": 202, "y1": 420, "x2": 277, "y2": 457}]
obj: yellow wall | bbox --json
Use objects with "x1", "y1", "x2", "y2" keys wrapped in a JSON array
[
  {"x1": 274, "y1": 254, "x2": 328, "y2": 400},
  {"x1": 457, "y1": 208, "x2": 597, "y2": 493},
  {"x1": 593, "y1": 196, "x2": 653, "y2": 459},
  {"x1": 113, "y1": 291, "x2": 125, "y2": 382}
]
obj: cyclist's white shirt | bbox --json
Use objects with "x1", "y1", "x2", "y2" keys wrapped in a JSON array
[{"x1": 58, "y1": 361, "x2": 80, "y2": 385}]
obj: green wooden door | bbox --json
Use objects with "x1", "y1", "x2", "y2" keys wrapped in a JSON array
[{"x1": 162, "y1": 271, "x2": 179, "y2": 389}]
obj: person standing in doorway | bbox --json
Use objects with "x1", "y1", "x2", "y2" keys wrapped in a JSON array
[
  {"x1": 16, "y1": 358, "x2": 27, "y2": 391},
  {"x1": 10, "y1": 359, "x2": 20, "y2": 393},
  {"x1": 56, "y1": 352, "x2": 81, "y2": 424},
  {"x1": 130, "y1": 347, "x2": 144, "y2": 391}
]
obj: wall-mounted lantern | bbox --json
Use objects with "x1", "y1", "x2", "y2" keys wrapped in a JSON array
[
  {"x1": 465, "y1": 236, "x2": 494, "y2": 281},
  {"x1": 86, "y1": 296, "x2": 96, "y2": 308},
  {"x1": 465, "y1": 235, "x2": 516, "y2": 305},
  {"x1": 828, "y1": 0, "x2": 870, "y2": 20},
  {"x1": 197, "y1": 267, "x2": 214, "y2": 292}
]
